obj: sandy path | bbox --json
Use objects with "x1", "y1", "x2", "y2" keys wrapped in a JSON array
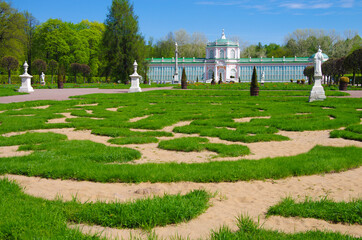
[{"x1": 5, "y1": 167, "x2": 362, "y2": 239}]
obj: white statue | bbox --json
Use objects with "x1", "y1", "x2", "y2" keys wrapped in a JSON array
[
  {"x1": 314, "y1": 46, "x2": 324, "y2": 76},
  {"x1": 40, "y1": 72, "x2": 45, "y2": 85}
]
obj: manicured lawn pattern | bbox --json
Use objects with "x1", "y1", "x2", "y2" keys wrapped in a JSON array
[
  {"x1": 0, "y1": 178, "x2": 210, "y2": 238},
  {"x1": 211, "y1": 216, "x2": 360, "y2": 240},
  {"x1": 267, "y1": 197, "x2": 362, "y2": 224}
]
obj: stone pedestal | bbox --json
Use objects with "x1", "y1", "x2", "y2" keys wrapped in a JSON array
[
  {"x1": 309, "y1": 76, "x2": 326, "y2": 102},
  {"x1": 18, "y1": 61, "x2": 34, "y2": 93},
  {"x1": 128, "y1": 61, "x2": 142, "y2": 93}
]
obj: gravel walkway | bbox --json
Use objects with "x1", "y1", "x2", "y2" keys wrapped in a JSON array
[{"x1": 0, "y1": 87, "x2": 173, "y2": 103}]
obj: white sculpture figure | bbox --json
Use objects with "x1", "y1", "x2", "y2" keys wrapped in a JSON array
[
  {"x1": 128, "y1": 60, "x2": 142, "y2": 93},
  {"x1": 173, "y1": 42, "x2": 179, "y2": 84},
  {"x1": 314, "y1": 47, "x2": 324, "y2": 76},
  {"x1": 261, "y1": 71, "x2": 265, "y2": 85},
  {"x1": 18, "y1": 61, "x2": 34, "y2": 93},
  {"x1": 309, "y1": 46, "x2": 326, "y2": 102},
  {"x1": 40, "y1": 72, "x2": 45, "y2": 85}
]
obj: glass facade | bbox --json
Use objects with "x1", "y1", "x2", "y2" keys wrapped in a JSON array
[
  {"x1": 239, "y1": 65, "x2": 309, "y2": 82},
  {"x1": 148, "y1": 66, "x2": 205, "y2": 82}
]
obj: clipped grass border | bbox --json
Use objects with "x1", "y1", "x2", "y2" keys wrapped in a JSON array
[
  {"x1": 267, "y1": 197, "x2": 362, "y2": 225},
  {"x1": 211, "y1": 215, "x2": 360, "y2": 239},
  {"x1": 1, "y1": 145, "x2": 361, "y2": 183}
]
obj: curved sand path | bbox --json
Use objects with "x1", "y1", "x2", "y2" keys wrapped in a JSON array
[{"x1": 5, "y1": 167, "x2": 362, "y2": 239}]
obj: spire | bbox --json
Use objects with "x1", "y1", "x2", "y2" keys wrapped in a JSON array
[{"x1": 221, "y1": 29, "x2": 226, "y2": 39}]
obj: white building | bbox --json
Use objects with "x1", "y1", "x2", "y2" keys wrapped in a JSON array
[{"x1": 148, "y1": 30, "x2": 327, "y2": 83}]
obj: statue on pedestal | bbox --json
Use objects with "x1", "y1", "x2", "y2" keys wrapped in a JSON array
[
  {"x1": 309, "y1": 46, "x2": 326, "y2": 102},
  {"x1": 128, "y1": 60, "x2": 142, "y2": 93},
  {"x1": 40, "y1": 72, "x2": 46, "y2": 85},
  {"x1": 18, "y1": 61, "x2": 34, "y2": 93}
]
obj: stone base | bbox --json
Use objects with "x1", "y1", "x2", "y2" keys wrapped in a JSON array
[
  {"x1": 18, "y1": 86, "x2": 34, "y2": 93},
  {"x1": 309, "y1": 86, "x2": 326, "y2": 102},
  {"x1": 128, "y1": 87, "x2": 142, "y2": 93}
]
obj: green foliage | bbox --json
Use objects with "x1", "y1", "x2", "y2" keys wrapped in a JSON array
[
  {"x1": 0, "y1": 178, "x2": 103, "y2": 239},
  {"x1": 0, "y1": 178, "x2": 209, "y2": 237},
  {"x1": 0, "y1": 56, "x2": 19, "y2": 84},
  {"x1": 330, "y1": 124, "x2": 362, "y2": 141},
  {"x1": 250, "y1": 66, "x2": 259, "y2": 88},
  {"x1": 267, "y1": 197, "x2": 362, "y2": 224},
  {"x1": 211, "y1": 215, "x2": 359, "y2": 239},
  {"x1": 102, "y1": 0, "x2": 145, "y2": 83},
  {"x1": 64, "y1": 190, "x2": 210, "y2": 229},
  {"x1": 109, "y1": 136, "x2": 158, "y2": 145},
  {"x1": 181, "y1": 67, "x2": 187, "y2": 89},
  {"x1": 340, "y1": 76, "x2": 349, "y2": 83},
  {"x1": 0, "y1": 132, "x2": 67, "y2": 146}
]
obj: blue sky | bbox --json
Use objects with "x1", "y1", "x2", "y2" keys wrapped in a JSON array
[{"x1": 11, "y1": 0, "x2": 362, "y2": 45}]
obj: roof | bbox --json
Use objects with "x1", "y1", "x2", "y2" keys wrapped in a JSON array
[
  {"x1": 207, "y1": 29, "x2": 239, "y2": 47},
  {"x1": 148, "y1": 57, "x2": 312, "y2": 65},
  {"x1": 308, "y1": 53, "x2": 329, "y2": 61}
]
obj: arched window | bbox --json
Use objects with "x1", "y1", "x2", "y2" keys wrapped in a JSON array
[
  {"x1": 209, "y1": 50, "x2": 214, "y2": 59},
  {"x1": 220, "y1": 49, "x2": 224, "y2": 59},
  {"x1": 230, "y1": 49, "x2": 235, "y2": 59},
  {"x1": 208, "y1": 69, "x2": 214, "y2": 80}
]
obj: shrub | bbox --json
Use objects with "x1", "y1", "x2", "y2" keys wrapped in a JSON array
[
  {"x1": 181, "y1": 68, "x2": 187, "y2": 89},
  {"x1": 340, "y1": 76, "x2": 349, "y2": 83},
  {"x1": 250, "y1": 66, "x2": 259, "y2": 88},
  {"x1": 290, "y1": 79, "x2": 293, "y2": 83},
  {"x1": 297, "y1": 79, "x2": 300, "y2": 84},
  {"x1": 211, "y1": 73, "x2": 216, "y2": 85},
  {"x1": 301, "y1": 79, "x2": 305, "y2": 84}
]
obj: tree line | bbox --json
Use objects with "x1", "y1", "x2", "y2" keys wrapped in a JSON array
[{"x1": 0, "y1": 0, "x2": 361, "y2": 84}]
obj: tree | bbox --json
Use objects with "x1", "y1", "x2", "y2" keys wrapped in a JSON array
[
  {"x1": 250, "y1": 66, "x2": 259, "y2": 96},
  {"x1": 32, "y1": 59, "x2": 47, "y2": 83},
  {"x1": 23, "y1": 11, "x2": 39, "y2": 75},
  {"x1": 48, "y1": 59, "x2": 58, "y2": 84},
  {"x1": 80, "y1": 64, "x2": 91, "y2": 83},
  {"x1": 344, "y1": 48, "x2": 362, "y2": 86},
  {"x1": 70, "y1": 63, "x2": 82, "y2": 82},
  {"x1": 218, "y1": 73, "x2": 222, "y2": 84},
  {"x1": 0, "y1": 1, "x2": 26, "y2": 59},
  {"x1": 211, "y1": 73, "x2": 215, "y2": 85},
  {"x1": 102, "y1": 0, "x2": 145, "y2": 83},
  {"x1": 0, "y1": 56, "x2": 18, "y2": 84},
  {"x1": 303, "y1": 66, "x2": 314, "y2": 85},
  {"x1": 181, "y1": 67, "x2": 187, "y2": 89}
]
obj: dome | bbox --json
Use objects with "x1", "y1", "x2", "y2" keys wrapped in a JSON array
[
  {"x1": 207, "y1": 29, "x2": 238, "y2": 47},
  {"x1": 308, "y1": 52, "x2": 329, "y2": 61}
]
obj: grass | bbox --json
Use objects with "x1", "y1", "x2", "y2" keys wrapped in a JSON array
[
  {"x1": 330, "y1": 124, "x2": 362, "y2": 141},
  {"x1": 158, "y1": 137, "x2": 250, "y2": 157},
  {"x1": 179, "y1": 82, "x2": 360, "y2": 91},
  {"x1": 267, "y1": 197, "x2": 362, "y2": 225},
  {"x1": 1, "y1": 145, "x2": 360, "y2": 183},
  {"x1": 109, "y1": 136, "x2": 159, "y2": 145},
  {"x1": 211, "y1": 215, "x2": 360, "y2": 240},
  {"x1": 0, "y1": 87, "x2": 28, "y2": 96},
  {"x1": 0, "y1": 178, "x2": 210, "y2": 238},
  {"x1": 0, "y1": 178, "x2": 103, "y2": 240},
  {"x1": 64, "y1": 190, "x2": 210, "y2": 229}
]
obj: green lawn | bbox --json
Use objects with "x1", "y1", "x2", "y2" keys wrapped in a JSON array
[{"x1": 0, "y1": 89, "x2": 361, "y2": 239}]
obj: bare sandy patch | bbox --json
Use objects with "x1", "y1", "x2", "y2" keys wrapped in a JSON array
[
  {"x1": 234, "y1": 116, "x2": 271, "y2": 123},
  {"x1": 161, "y1": 121, "x2": 192, "y2": 132},
  {"x1": 0, "y1": 146, "x2": 33, "y2": 158},
  {"x1": 46, "y1": 113, "x2": 78, "y2": 124},
  {"x1": 5, "y1": 167, "x2": 362, "y2": 239},
  {"x1": 12, "y1": 114, "x2": 35, "y2": 117},
  {"x1": 295, "y1": 112, "x2": 310, "y2": 115},
  {"x1": 85, "y1": 110, "x2": 93, "y2": 114},
  {"x1": 322, "y1": 107, "x2": 334, "y2": 110},
  {"x1": 106, "y1": 108, "x2": 119, "y2": 112},
  {"x1": 75, "y1": 103, "x2": 98, "y2": 107},
  {"x1": 357, "y1": 109, "x2": 362, "y2": 111},
  {"x1": 129, "y1": 115, "x2": 152, "y2": 123},
  {"x1": 31, "y1": 105, "x2": 50, "y2": 109},
  {"x1": 0, "y1": 110, "x2": 6, "y2": 114}
]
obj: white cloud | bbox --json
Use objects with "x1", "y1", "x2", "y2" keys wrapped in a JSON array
[
  {"x1": 195, "y1": 1, "x2": 246, "y2": 6},
  {"x1": 340, "y1": 0, "x2": 354, "y2": 8},
  {"x1": 280, "y1": 1, "x2": 333, "y2": 9}
]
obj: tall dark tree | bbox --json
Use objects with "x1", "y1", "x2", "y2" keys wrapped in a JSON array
[
  {"x1": 0, "y1": 56, "x2": 18, "y2": 84},
  {"x1": 303, "y1": 66, "x2": 314, "y2": 85},
  {"x1": 32, "y1": 59, "x2": 47, "y2": 83},
  {"x1": 48, "y1": 59, "x2": 58, "y2": 84},
  {"x1": 70, "y1": 63, "x2": 82, "y2": 82},
  {"x1": 80, "y1": 64, "x2": 91, "y2": 83},
  {"x1": 344, "y1": 48, "x2": 362, "y2": 86},
  {"x1": 218, "y1": 73, "x2": 222, "y2": 84},
  {"x1": 23, "y1": 11, "x2": 39, "y2": 75},
  {"x1": 250, "y1": 66, "x2": 259, "y2": 96},
  {"x1": 181, "y1": 67, "x2": 187, "y2": 89},
  {"x1": 102, "y1": 0, "x2": 145, "y2": 83}
]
